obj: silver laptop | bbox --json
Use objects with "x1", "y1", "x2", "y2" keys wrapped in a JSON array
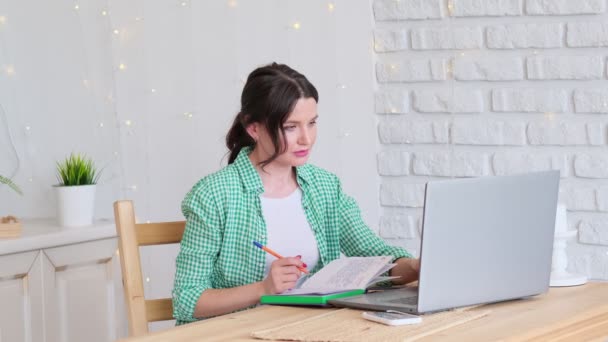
[{"x1": 329, "y1": 171, "x2": 560, "y2": 314}]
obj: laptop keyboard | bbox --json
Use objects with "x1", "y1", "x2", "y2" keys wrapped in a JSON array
[{"x1": 386, "y1": 296, "x2": 418, "y2": 305}]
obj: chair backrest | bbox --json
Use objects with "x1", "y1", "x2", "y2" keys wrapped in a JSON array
[{"x1": 113, "y1": 200, "x2": 185, "y2": 337}]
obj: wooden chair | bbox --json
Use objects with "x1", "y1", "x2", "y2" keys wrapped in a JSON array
[{"x1": 113, "y1": 200, "x2": 186, "y2": 337}]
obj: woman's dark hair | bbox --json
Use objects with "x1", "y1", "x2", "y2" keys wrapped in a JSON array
[{"x1": 226, "y1": 62, "x2": 318, "y2": 166}]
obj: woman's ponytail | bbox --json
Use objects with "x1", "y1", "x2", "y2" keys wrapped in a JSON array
[{"x1": 226, "y1": 113, "x2": 255, "y2": 164}]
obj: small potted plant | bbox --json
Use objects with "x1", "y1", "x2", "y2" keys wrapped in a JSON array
[
  {"x1": 54, "y1": 153, "x2": 101, "y2": 227},
  {"x1": 1, "y1": 174, "x2": 23, "y2": 238}
]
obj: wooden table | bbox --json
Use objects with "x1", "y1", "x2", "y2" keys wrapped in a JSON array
[{"x1": 121, "y1": 282, "x2": 608, "y2": 341}]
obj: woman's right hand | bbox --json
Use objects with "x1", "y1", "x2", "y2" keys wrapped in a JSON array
[{"x1": 261, "y1": 257, "x2": 306, "y2": 294}]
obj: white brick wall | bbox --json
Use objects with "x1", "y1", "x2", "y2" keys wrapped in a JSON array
[
  {"x1": 526, "y1": 56, "x2": 604, "y2": 80},
  {"x1": 567, "y1": 23, "x2": 608, "y2": 47},
  {"x1": 574, "y1": 89, "x2": 608, "y2": 113},
  {"x1": 526, "y1": 0, "x2": 606, "y2": 15},
  {"x1": 492, "y1": 89, "x2": 569, "y2": 112},
  {"x1": 413, "y1": 89, "x2": 484, "y2": 113},
  {"x1": 411, "y1": 27, "x2": 483, "y2": 50},
  {"x1": 374, "y1": 0, "x2": 608, "y2": 279},
  {"x1": 454, "y1": 56, "x2": 524, "y2": 81},
  {"x1": 486, "y1": 24, "x2": 562, "y2": 48},
  {"x1": 376, "y1": 59, "x2": 447, "y2": 82},
  {"x1": 453, "y1": 0, "x2": 522, "y2": 17}
]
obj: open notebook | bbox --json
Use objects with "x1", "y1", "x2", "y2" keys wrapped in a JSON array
[{"x1": 260, "y1": 256, "x2": 397, "y2": 306}]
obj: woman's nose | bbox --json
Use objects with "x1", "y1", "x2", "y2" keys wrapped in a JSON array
[{"x1": 299, "y1": 128, "x2": 311, "y2": 145}]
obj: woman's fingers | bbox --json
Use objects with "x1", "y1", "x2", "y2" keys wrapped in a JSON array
[
  {"x1": 275, "y1": 257, "x2": 305, "y2": 269},
  {"x1": 266, "y1": 258, "x2": 305, "y2": 293}
]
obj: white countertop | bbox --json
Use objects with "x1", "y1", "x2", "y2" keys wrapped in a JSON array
[{"x1": 0, "y1": 218, "x2": 117, "y2": 255}]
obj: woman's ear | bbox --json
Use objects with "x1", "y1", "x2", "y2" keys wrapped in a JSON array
[{"x1": 245, "y1": 122, "x2": 259, "y2": 142}]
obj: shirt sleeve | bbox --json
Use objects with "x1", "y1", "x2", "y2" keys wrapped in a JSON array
[
  {"x1": 337, "y1": 179, "x2": 412, "y2": 261},
  {"x1": 172, "y1": 182, "x2": 222, "y2": 323}
]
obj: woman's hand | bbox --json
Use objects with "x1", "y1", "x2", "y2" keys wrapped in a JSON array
[
  {"x1": 261, "y1": 257, "x2": 306, "y2": 294},
  {"x1": 390, "y1": 257, "x2": 420, "y2": 285}
]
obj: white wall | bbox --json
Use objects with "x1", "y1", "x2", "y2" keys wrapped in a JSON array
[
  {"x1": 0, "y1": 0, "x2": 378, "y2": 227},
  {"x1": 373, "y1": 0, "x2": 608, "y2": 280},
  {"x1": 0, "y1": 2, "x2": 380, "y2": 329}
]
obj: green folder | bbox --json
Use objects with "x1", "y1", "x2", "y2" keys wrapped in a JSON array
[{"x1": 260, "y1": 289, "x2": 365, "y2": 306}]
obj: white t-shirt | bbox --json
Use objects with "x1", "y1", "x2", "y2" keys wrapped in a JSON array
[{"x1": 260, "y1": 188, "x2": 319, "y2": 286}]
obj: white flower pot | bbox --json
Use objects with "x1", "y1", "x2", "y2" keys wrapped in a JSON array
[{"x1": 54, "y1": 184, "x2": 96, "y2": 227}]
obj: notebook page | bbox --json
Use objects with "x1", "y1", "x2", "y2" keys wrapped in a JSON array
[{"x1": 297, "y1": 256, "x2": 393, "y2": 292}]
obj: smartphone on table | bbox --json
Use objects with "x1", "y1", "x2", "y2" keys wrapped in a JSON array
[{"x1": 361, "y1": 310, "x2": 422, "y2": 326}]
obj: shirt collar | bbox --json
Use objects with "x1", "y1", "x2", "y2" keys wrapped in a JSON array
[{"x1": 233, "y1": 146, "x2": 313, "y2": 193}]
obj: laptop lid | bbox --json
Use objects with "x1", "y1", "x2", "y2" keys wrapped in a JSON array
[
  {"x1": 328, "y1": 171, "x2": 560, "y2": 313},
  {"x1": 417, "y1": 170, "x2": 560, "y2": 313}
]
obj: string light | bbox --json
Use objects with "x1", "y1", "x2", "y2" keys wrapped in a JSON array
[
  {"x1": 180, "y1": 1, "x2": 188, "y2": 7},
  {"x1": 447, "y1": 0, "x2": 454, "y2": 16},
  {"x1": 228, "y1": 0, "x2": 237, "y2": 8},
  {"x1": 118, "y1": 63, "x2": 127, "y2": 70},
  {"x1": 135, "y1": 17, "x2": 143, "y2": 22},
  {"x1": 113, "y1": 29, "x2": 120, "y2": 35},
  {"x1": 28, "y1": 177, "x2": 33, "y2": 182},
  {"x1": 5, "y1": 65, "x2": 15, "y2": 76},
  {"x1": 74, "y1": 4, "x2": 79, "y2": 10},
  {"x1": 145, "y1": 277, "x2": 150, "y2": 282},
  {"x1": 24, "y1": 125, "x2": 31, "y2": 131},
  {"x1": 337, "y1": 84, "x2": 347, "y2": 89},
  {"x1": 82, "y1": 79, "x2": 89, "y2": 87},
  {"x1": 150, "y1": 88, "x2": 157, "y2": 93},
  {"x1": 0, "y1": 16, "x2": 6, "y2": 24},
  {"x1": 101, "y1": 10, "x2": 108, "y2": 16},
  {"x1": 544, "y1": 112, "x2": 555, "y2": 120},
  {"x1": 292, "y1": 22, "x2": 301, "y2": 30},
  {"x1": 128, "y1": 184, "x2": 137, "y2": 191},
  {"x1": 99, "y1": 122, "x2": 104, "y2": 128},
  {"x1": 446, "y1": 59, "x2": 454, "y2": 78},
  {"x1": 328, "y1": 3, "x2": 335, "y2": 12},
  {"x1": 183, "y1": 112, "x2": 193, "y2": 119},
  {"x1": 124, "y1": 119, "x2": 132, "y2": 126}
]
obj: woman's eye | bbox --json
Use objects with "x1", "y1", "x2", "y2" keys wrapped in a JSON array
[
  {"x1": 284, "y1": 125, "x2": 296, "y2": 131},
  {"x1": 309, "y1": 120, "x2": 317, "y2": 125}
]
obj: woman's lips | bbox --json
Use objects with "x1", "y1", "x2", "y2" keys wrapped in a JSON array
[{"x1": 294, "y1": 150, "x2": 309, "y2": 157}]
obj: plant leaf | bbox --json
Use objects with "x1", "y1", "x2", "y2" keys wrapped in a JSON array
[
  {"x1": 0, "y1": 174, "x2": 23, "y2": 195},
  {"x1": 56, "y1": 153, "x2": 101, "y2": 186}
]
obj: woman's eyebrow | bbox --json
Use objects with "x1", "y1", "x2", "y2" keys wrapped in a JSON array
[{"x1": 284, "y1": 115, "x2": 319, "y2": 124}]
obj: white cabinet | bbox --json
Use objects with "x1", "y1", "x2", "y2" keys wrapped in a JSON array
[
  {"x1": 0, "y1": 250, "x2": 42, "y2": 342},
  {"x1": 0, "y1": 220, "x2": 127, "y2": 342}
]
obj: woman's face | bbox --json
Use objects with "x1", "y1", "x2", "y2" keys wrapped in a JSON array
[{"x1": 249, "y1": 97, "x2": 318, "y2": 168}]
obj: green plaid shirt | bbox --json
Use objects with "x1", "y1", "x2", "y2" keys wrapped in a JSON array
[{"x1": 172, "y1": 147, "x2": 411, "y2": 324}]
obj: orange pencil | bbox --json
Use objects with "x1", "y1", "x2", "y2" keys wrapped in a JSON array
[{"x1": 253, "y1": 241, "x2": 309, "y2": 274}]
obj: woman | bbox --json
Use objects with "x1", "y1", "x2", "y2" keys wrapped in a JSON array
[{"x1": 172, "y1": 62, "x2": 419, "y2": 325}]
